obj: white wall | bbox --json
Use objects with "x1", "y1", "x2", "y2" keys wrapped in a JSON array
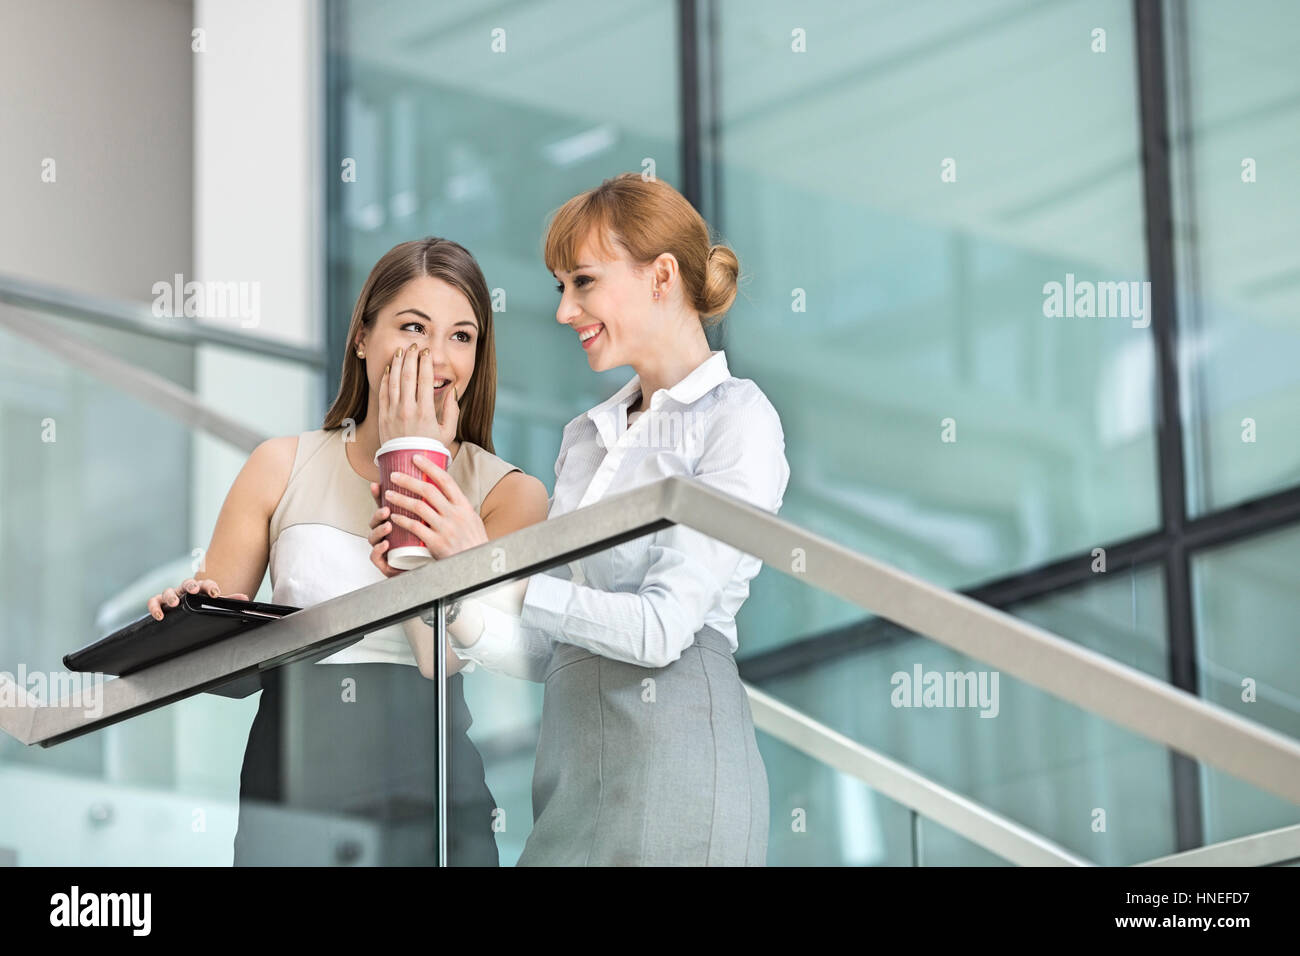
[
  {"x1": 0, "y1": 0, "x2": 194, "y2": 299},
  {"x1": 190, "y1": 0, "x2": 323, "y2": 587},
  {"x1": 193, "y1": 0, "x2": 321, "y2": 349}
]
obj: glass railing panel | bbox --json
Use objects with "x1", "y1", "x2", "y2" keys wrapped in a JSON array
[
  {"x1": 754, "y1": 732, "x2": 920, "y2": 866},
  {"x1": 913, "y1": 817, "x2": 1013, "y2": 868},
  {"x1": 437, "y1": 517, "x2": 1297, "y2": 866},
  {"x1": 756, "y1": 561, "x2": 1179, "y2": 865},
  {"x1": 0, "y1": 315, "x2": 323, "y2": 865},
  {"x1": 439, "y1": 529, "x2": 1154, "y2": 866},
  {"x1": 228, "y1": 612, "x2": 450, "y2": 866}
]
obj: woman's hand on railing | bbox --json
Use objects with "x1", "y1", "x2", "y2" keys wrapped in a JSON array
[
  {"x1": 146, "y1": 578, "x2": 249, "y2": 621},
  {"x1": 376, "y1": 343, "x2": 459, "y2": 449}
]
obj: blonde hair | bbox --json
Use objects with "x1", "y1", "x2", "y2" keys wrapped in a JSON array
[
  {"x1": 543, "y1": 172, "x2": 739, "y2": 327},
  {"x1": 323, "y1": 237, "x2": 499, "y2": 453}
]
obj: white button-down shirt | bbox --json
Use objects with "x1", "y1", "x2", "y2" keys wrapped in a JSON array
[{"x1": 443, "y1": 349, "x2": 790, "y2": 681}]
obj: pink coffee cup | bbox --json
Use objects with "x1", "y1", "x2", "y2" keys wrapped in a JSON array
[{"x1": 375, "y1": 436, "x2": 450, "y2": 570}]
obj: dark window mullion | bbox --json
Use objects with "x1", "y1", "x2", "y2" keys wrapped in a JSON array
[
  {"x1": 677, "y1": 0, "x2": 702, "y2": 210},
  {"x1": 1134, "y1": 0, "x2": 1201, "y2": 853}
]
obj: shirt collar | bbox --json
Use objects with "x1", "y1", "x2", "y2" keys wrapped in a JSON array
[{"x1": 587, "y1": 350, "x2": 731, "y2": 443}]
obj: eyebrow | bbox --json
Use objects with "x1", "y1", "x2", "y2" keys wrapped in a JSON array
[
  {"x1": 554, "y1": 264, "x2": 597, "y2": 277},
  {"x1": 394, "y1": 308, "x2": 477, "y2": 328}
]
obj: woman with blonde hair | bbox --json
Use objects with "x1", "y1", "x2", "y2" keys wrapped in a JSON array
[
  {"x1": 147, "y1": 237, "x2": 549, "y2": 865},
  {"x1": 369, "y1": 174, "x2": 789, "y2": 865}
]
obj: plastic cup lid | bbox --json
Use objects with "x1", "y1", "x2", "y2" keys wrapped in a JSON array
[{"x1": 374, "y1": 436, "x2": 450, "y2": 465}]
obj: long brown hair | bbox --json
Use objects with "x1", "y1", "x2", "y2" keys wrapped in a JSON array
[
  {"x1": 543, "y1": 172, "x2": 740, "y2": 327},
  {"x1": 323, "y1": 237, "x2": 498, "y2": 453}
]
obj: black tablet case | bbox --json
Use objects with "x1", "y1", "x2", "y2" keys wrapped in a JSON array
[{"x1": 64, "y1": 591, "x2": 301, "y2": 678}]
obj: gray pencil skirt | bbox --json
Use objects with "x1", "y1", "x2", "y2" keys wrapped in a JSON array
[{"x1": 517, "y1": 628, "x2": 769, "y2": 866}]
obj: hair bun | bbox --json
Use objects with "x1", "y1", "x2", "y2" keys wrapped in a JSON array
[{"x1": 700, "y1": 242, "x2": 739, "y2": 324}]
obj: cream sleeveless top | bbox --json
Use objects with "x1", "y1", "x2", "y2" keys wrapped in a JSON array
[{"x1": 267, "y1": 428, "x2": 522, "y2": 666}]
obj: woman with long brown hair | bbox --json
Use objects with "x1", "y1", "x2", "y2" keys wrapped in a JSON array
[{"x1": 146, "y1": 237, "x2": 549, "y2": 866}]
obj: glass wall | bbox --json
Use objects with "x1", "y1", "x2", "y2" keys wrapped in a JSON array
[
  {"x1": 1191, "y1": 525, "x2": 1300, "y2": 845},
  {"x1": 329, "y1": 0, "x2": 683, "y2": 482},
  {"x1": 709, "y1": 0, "x2": 1162, "y2": 656},
  {"x1": 318, "y1": 0, "x2": 1300, "y2": 864},
  {"x1": 713, "y1": 0, "x2": 1158, "y2": 601},
  {"x1": 1168, "y1": 0, "x2": 1300, "y2": 515}
]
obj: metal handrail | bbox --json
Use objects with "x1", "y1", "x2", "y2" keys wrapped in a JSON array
[
  {"x1": 0, "y1": 310, "x2": 269, "y2": 452},
  {"x1": 0, "y1": 272, "x2": 327, "y2": 368},
  {"x1": 0, "y1": 478, "x2": 677, "y2": 748},
  {"x1": 1138, "y1": 822, "x2": 1300, "y2": 867},
  {"x1": 746, "y1": 685, "x2": 1091, "y2": 865},
  {"x1": 661, "y1": 483, "x2": 1300, "y2": 810}
]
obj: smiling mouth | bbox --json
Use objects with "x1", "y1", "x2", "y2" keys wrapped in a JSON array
[{"x1": 579, "y1": 324, "x2": 604, "y2": 349}]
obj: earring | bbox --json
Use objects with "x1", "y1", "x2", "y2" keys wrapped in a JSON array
[
  {"x1": 357, "y1": 349, "x2": 365, "y2": 358},
  {"x1": 653, "y1": 289, "x2": 660, "y2": 300}
]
